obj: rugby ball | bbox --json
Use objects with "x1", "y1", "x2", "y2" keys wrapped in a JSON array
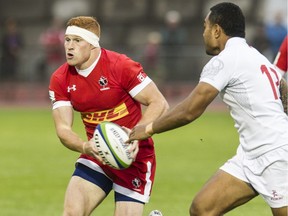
[{"x1": 93, "y1": 122, "x2": 133, "y2": 169}]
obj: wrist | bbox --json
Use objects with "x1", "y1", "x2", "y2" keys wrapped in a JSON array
[
  {"x1": 82, "y1": 142, "x2": 87, "y2": 154},
  {"x1": 145, "y1": 122, "x2": 154, "y2": 136}
]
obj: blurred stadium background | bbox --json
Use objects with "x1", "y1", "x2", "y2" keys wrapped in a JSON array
[
  {"x1": 0, "y1": 0, "x2": 287, "y2": 107},
  {"x1": 0, "y1": 1, "x2": 287, "y2": 215}
]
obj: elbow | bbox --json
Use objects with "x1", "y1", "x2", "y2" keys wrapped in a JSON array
[
  {"x1": 160, "y1": 100, "x2": 170, "y2": 117},
  {"x1": 163, "y1": 100, "x2": 170, "y2": 113}
]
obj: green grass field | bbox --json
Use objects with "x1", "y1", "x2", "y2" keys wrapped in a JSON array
[{"x1": 0, "y1": 108, "x2": 271, "y2": 216}]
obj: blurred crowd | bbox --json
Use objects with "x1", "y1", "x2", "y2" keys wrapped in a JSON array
[
  {"x1": 0, "y1": 1, "x2": 287, "y2": 84},
  {"x1": 251, "y1": 11, "x2": 287, "y2": 62},
  {"x1": 0, "y1": 18, "x2": 23, "y2": 82}
]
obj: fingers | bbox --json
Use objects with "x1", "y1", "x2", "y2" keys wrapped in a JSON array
[
  {"x1": 84, "y1": 125, "x2": 144, "y2": 164},
  {"x1": 122, "y1": 126, "x2": 135, "y2": 143},
  {"x1": 126, "y1": 124, "x2": 151, "y2": 143},
  {"x1": 122, "y1": 126, "x2": 134, "y2": 143},
  {"x1": 124, "y1": 124, "x2": 153, "y2": 143},
  {"x1": 83, "y1": 139, "x2": 105, "y2": 164},
  {"x1": 128, "y1": 140, "x2": 139, "y2": 161},
  {"x1": 91, "y1": 151, "x2": 105, "y2": 164},
  {"x1": 122, "y1": 126, "x2": 131, "y2": 134},
  {"x1": 125, "y1": 136, "x2": 134, "y2": 144}
]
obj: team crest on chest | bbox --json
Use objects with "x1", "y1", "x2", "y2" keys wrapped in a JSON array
[{"x1": 99, "y1": 76, "x2": 110, "y2": 91}]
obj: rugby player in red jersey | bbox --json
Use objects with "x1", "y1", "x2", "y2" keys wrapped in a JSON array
[
  {"x1": 274, "y1": 36, "x2": 288, "y2": 113},
  {"x1": 49, "y1": 16, "x2": 168, "y2": 216},
  {"x1": 274, "y1": 36, "x2": 287, "y2": 74}
]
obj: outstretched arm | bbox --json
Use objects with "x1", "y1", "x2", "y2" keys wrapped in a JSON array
[{"x1": 128, "y1": 82, "x2": 219, "y2": 141}]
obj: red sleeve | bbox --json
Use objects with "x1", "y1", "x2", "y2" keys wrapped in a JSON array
[
  {"x1": 116, "y1": 55, "x2": 148, "y2": 92},
  {"x1": 274, "y1": 36, "x2": 287, "y2": 73},
  {"x1": 48, "y1": 64, "x2": 70, "y2": 103}
]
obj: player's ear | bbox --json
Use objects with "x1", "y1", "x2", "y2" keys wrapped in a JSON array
[{"x1": 213, "y1": 24, "x2": 222, "y2": 39}]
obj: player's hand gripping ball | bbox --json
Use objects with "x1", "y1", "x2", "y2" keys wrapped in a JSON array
[
  {"x1": 93, "y1": 122, "x2": 133, "y2": 169},
  {"x1": 149, "y1": 210, "x2": 163, "y2": 216}
]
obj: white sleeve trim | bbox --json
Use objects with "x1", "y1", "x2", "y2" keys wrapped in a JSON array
[
  {"x1": 52, "y1": 101, "x2": 72, "y2": 110},
  {"x1": 129, "y1": 77, "x2": 152, "y2": 97}
]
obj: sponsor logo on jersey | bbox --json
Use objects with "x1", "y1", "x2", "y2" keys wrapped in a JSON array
[
  {"x1": 67, "y1": 84, "x2": 77, "y2": 92},
  {"x1": 81, "y1": 102, "x2": 129, "y2": 123},
  {"x1": 99, "y1": 76, "x2": 110, "y2": 91}
]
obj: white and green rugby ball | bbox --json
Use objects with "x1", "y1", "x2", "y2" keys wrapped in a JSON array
[{"x1": 93, "y1": 122, "x2": 133, "y2": 169}]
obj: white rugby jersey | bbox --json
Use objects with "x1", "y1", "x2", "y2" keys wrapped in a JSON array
[{"x1": 200, "y1": 37, "x2": 288, "y2": 159}]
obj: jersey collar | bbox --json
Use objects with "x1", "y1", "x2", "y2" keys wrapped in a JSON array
[
  {"x1": 76, "y1": 49, "x2": 102, "y2": 77},
  {"x1": 225, "y1": 37, "x2": 246, "y2": 48}
]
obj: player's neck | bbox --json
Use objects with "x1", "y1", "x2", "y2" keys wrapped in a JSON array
[
  {"x1": 76, "y1": 49, "x2": 101, "y2": 77},
  {"x1": 76, "y1": 48, "x2": 101, "y2": 70}
]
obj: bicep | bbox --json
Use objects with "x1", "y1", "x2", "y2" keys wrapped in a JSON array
[
  {"x1": 132, "y1": 81, "x2": 169, "y2": 124},
  {"x1": 133, "y1": 81, "x2": 167, "y2": 106}
]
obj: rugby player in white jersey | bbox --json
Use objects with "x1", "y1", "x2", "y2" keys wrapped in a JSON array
[{"x1": 128, "y1": 2, "x2": 288, "y2": 216}]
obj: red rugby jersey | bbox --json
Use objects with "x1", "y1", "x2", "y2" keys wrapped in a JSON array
[
  {"x1": 274, "y1": 36, "x2": 287, "y2": 73},
  {"x1": 49, "y1": 48, "x2": 154, "y2": 161}
]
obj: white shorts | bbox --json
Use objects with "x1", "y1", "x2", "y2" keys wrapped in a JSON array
[{"x1": 220, "y1": 145, "x2": 288, "y2": 208}]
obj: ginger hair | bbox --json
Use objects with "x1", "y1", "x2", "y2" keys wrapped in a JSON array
[{"x1": 66, "y1": 16, "x2": 101, "y2": 38}]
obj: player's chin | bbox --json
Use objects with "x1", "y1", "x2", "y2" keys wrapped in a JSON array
[{"x1": 66, "y1": 58, "x2": 77, "y2": 66}]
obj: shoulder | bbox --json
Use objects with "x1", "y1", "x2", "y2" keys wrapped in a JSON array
[
  {"x1": 50, "y1": 63, "x2": 76, "y2": 83},
  {"x1": 52, "y1": 63, "x2": 74, "y2": 77},
  {"x1": 219, "y1": 38, "x2": 263, "y2": 64},
  {"x1": 101, "y1": 48, "x2": 141, "y2": 74},
  {"x1": 101, "y1": 48, "x2": 135, "y2": 65}
]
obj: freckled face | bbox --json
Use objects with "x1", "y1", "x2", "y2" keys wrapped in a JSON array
[{"x1": 64, "y1": 35, "x2": 94, "y2": 69}]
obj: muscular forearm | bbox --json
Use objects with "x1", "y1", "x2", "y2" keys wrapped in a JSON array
[
  {"x1": 52, "y1": 107, "x2": 86, "y2": 153},
  {"x1": 56, "y1": 125, "x2": 104, "y2": 162},
  {"x1": 152, "y1": 97, "x2": 202, "y2": 134},
  {"x1": 56, "y1": 126, "x2": 86, "y2": 153},
  {"x1": 151, "y1": 82, "x2": 218, "y2": 135}
]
